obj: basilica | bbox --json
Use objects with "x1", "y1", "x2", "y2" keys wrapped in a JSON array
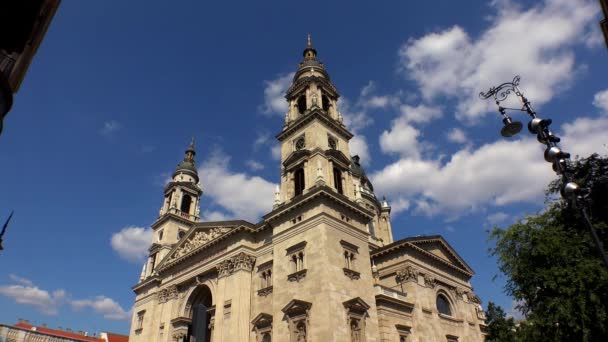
[{"x1": 129, "y1": 37, "x2": 488, "y2": 342}]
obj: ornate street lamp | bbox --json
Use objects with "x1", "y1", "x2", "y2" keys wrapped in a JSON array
[{"x1": 480, "y1": 76, "x2": 608, "y2": 268}]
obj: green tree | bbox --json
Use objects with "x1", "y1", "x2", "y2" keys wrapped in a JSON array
[
  {"x1": 490, "y1": 154, "x2": 608, "y2": 341},
  {"x1": 485, "y1": 301, "x2": 517, "y2": 342}
]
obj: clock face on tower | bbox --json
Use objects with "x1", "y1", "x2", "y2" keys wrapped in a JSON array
[{"x1": 295, "y1": 137, "x2": 306, "y2": 150}]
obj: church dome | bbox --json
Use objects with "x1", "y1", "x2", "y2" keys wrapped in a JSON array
[
  {"x1": 351, "y1": 155, "x2": 374, "y2": 193},
  {"x1": 172, "y1": 138, "x2": 199, "y2": 183}
]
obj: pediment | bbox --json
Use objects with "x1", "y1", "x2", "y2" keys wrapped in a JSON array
[
  {"x1": 251, "y1": 313, "x2": 273, "y2": 328},
  {"x1": 283, "y1": 150, "x2": 312, "y2": 168},
  {"x1": 168, "y1": 227, "x2": 231, "y2": 262},
  {"x1": 372, "y1": 235, "x2": 474, "y2": 276},
  {"x1": 325, "y1": 149, "x2": 351, "y2": 168},
  {"x1": 343, "y1": 297, "x2": 370, "y2": 314},
  {"x1": 281, "y1": 299, "x2": 312, "y2": 316},
  {"x1": 408, "y1": 238, "x2": 472, "y2": 273}
]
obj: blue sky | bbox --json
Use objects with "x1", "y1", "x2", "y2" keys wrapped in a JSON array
[{"x1": 1, "y1": 0, "x2": 608, "y2": 335}]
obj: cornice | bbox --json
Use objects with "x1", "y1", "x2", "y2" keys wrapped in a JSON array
[
  {"x1": 151, "y1": 212, "x2": 197, "y2": 230},
  {"x1": 286, "y1": 75, "x2": 338, "y2": 99},
  {"x1": 263, "y1": 184, "x2": 374, "y2": 223},
  {"x1": 164, "y1": 181, "x2": 202, "y2": 195},
  {"x1": 132, "y1": 276, "x2": 161, "y2": 293},
  {"x1": 276, "y1": 109, "x2": 353, "y2": 142}
]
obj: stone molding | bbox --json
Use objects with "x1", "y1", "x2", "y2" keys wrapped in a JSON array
[
  {"x1": 217, "y1": 252, "x2": 256, "y2": 278},
  {"x1": 157, "y1": 285, "x2": 179, "y2": 303},
  {"x1": 343, "y1": 268, "x2": 361, "y2": 280},
  {"x1": 257, "y1": 285, "x2": 273, "y2": 297},
  {"x1": 287, "y1": 269, "x2": 307, "y2": 282}
]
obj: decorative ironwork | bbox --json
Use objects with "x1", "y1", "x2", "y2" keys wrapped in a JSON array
[{"x1": 479, "y1": 75, "x2": 522, "y2": 104}]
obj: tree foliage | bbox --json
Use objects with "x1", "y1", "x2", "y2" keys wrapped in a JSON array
[
  {"x1": 485, "y1": 301, "x2": 517, "y2": 342},
  {"x1": 490, "y1": 154, "x2": 608, "y2": 341}
]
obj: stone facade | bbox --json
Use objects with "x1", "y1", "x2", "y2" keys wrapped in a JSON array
[{"x1": 129, "y1": 36, "x2": 487, "y2": 342}]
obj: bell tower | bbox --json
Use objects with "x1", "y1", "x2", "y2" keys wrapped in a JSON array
[
  {"x1": 143, "y1": 138, "x2": 203, "y2": 279},
  {"x1": 276, "y1": 35, "x2": 357, "y2": 204}
]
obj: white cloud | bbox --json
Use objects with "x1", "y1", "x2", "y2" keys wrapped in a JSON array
[
  {"x1": 200, "y1": 149, "x2": 276, "y2": 222},
  {"x1": 593, "y1": 89, "x2": 608, "y2": 113},
  {"x1": 99, "y1": 120, "x2": 122, "y2": 137},
  {"x1": 339, "y1": 98, "x2": 374, "y2": 133},
  {"x1": 560, "y1": 116, "x2": 608, "y2": 157},
  {"x1": 9, "y1": 274, "x2": 33, "y2": 287},
  {"x1": 71, "y1": 296, "x2": 131, "y2": 320},
  {"x1": 487, "y1": 211, "x2": 510, "y2": 225},
  {"x1": 390, "y1": 197, "x2": 411, "y2": 215},
  {"x1": 253, "y1": 132, "x2": 271, "y2": 151},
  {"x1": 399, "y1": 104, "x2": 442, "y2": 124},
  {"x1": 372, "y1": 138, "x2": 552, "y2": 217},
  {"x1": 349, "y1": 135, "x2": 370, "y2": 166},
  {"x1": 399, "y1": 0, "x2": 599, "y2": 122},
  {"x1": 271, "y1": 144, "x2": 281, "y2": 160},
  {"x1": 260, "y1": 73, "x2": 295, "y2": 115},
  {"x1": 379, "y1": 105, "x2": 441, "y2": 159},
  {"x1": 447, "y1": 128, "x2": 468, "y2": 144},
  {"x1": 201, "y1": 210, "x2": 232, "y2": 222},
  {"x1": 380, "y1": 121, "x2": 421, "y2": 159},
  {"x1": 0, "y1": 284, "x2": 65, "y2": 315},
  {"x1": 371, "y1": 112, "x2": 607, "y2": 218},
  {"x1": 245, "y1": 159, "x2": 264, "y2": 171},
  {"x1": 111, "y1": 226, "x2": 154, "y2": 263},
  {"x1": 1, "y1": 276, "x2": 131, "y2": 320}
]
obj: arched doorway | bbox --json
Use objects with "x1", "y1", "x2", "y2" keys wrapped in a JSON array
[{"x1": 186, "y1": 285, "x2": 213, "y2": 342}]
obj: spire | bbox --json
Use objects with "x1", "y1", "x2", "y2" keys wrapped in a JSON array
[
  {"x1": 186, "y1": 137, "x2": 196, "y2": 159},
  {"x1": 302, "y1": 33, "x2": 317, "y2": 61}
]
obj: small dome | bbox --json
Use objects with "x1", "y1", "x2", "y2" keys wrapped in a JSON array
[
  {"x1": 173, "y1": 138, "x2": 199, "y2": 182},
  {"x1": 351, "y1": 155, "x2": 374, "y2": 192}
]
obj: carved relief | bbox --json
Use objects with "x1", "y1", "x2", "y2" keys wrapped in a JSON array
[
  {"x1": 466, "y1": 291, "x2": 482, "y2": 304},
  {"x1": 450, "y1": 287, "x2": 466, "y2": 300},
  {"x1": 169, "y1": 227, "x2": 231, "y2": 262},
  {"x1": 423, "y1": 274, "x2": 436, "y2": 288},
  {"x1": 217, "y1": 252, "x2": 256, "y2": 278},
  {"x1": 157, "y1": 285, "x2": 179, "y2": 303},
  {"x1": 172, "y1": 330, "x2": 187, "y2": 341},
  {"x1": 396, "y1": 266, "x2": 418, "y2": 283}
]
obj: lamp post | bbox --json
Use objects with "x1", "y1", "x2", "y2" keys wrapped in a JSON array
[{"x1": 480, "y1": 76, "x2": 608, "y2": 268}]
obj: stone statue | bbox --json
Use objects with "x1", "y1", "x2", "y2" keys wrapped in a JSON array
[
  {"x1": 311, "y1": 93, "x2": 317, "y2": 106},
  {"x1": 296, "y1": 322, "x2": 306, "y2": 342},
  {"x1": 351, "y1": 320, "x2": 361, "y2": 342}
]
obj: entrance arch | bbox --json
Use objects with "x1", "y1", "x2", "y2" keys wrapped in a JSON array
[{"x1": 185, "y1": 285, "x2": 213, "y2": 342}]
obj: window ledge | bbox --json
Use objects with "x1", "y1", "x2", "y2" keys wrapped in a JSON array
[
  {"x1": 134, "y1": 328, "x2": 143, "y2": 335},
  {"x1": 438, "y1": 313, "x2": 464, "y2": 324},
  {"x1": 343, "y1": 268, "x2": 360, "y2": 280},
  {"x1": 287, "y1": 269, "x2": 307, "y2": 282},
  {"x1": 257, "y1": 286, "x2": 273, "y2": 297}
]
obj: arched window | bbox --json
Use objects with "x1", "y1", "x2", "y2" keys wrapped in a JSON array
[
  {"x1": 322, "y1": 95, "x2": 330, "y2": 112},
  {"x1": 180, "y1": 195, "x2": 192, "y2": 213},
  {"x1": 262, "y1": 333, "x2": 271, "y2": 342},
  {"x1": 294, "y1": 168, "x2": 305, "y2": 197},
  {"x1": 333, "y1": 168, "x2": 343, "y2": 194},
  {"x1": 297, "y1": 95, "x2": 306, "y2": 114},
  {"x1": 436, "y1": 294, "x2": 452, "y2": 316}
]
